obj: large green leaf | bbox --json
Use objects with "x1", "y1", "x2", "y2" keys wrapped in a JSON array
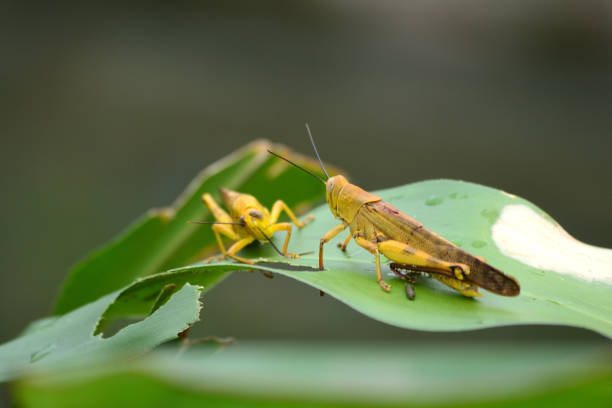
[
  {"x1": 108, "y1": 180, "x2": 612, "y2": 337},
  {"x1": 0, "y1": 283, "x2": 202, "y2": 382},
  {"x1": 13, "y1": 342, "x2": 612, "y2": 407},
  {"x1": 54, "y1": 140, "x2": 331, "y2": 315}
]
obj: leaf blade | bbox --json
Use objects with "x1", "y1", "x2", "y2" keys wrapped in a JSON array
[
  {"x1": 0, "y1": 283, "x2": 203, "y2": 382},
  {"x1": 122, "y1": 179, "x2": 612, "y2": 337},
  {"x1": 54, "y1": 141, "x2": 331, "y2": 315}
]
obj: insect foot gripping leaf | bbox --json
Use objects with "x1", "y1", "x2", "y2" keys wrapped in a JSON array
[
  {"x1": 0, "y1": 284, "x2": 203, "y2": 382},
  {"x1": 268, "y1": 126, "x2": 520, "y2": 299}
]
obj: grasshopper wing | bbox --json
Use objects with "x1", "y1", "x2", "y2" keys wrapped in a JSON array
[{"x1": 362, "y1": 201, "x2": 520, "y2": 296}]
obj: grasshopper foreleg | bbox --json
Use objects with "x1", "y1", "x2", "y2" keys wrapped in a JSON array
[
  {"x1": 337, "y1": 234, "x2": 352, "y2": 252},
  {"x1": 266, "y1": 222, "x2": 300, "y2": 258},
  {"x1": 269, "y1": 200, "x2": 314, "y2": 227},
  {"x1": 225, "y1": 236, "x2": 256, "y2": 264},
  {"x1": 205, "y1": 223, "x2": 241, "y2": 263},
  {"x1": 318, "y1": 224, "x2": 347, "y2": 270}
]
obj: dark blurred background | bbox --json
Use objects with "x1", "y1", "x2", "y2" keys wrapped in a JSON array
[{"x1": 1, "y1": 0, "x2": 611, "y2": 347}]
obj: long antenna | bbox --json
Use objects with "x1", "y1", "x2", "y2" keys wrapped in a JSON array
[
  {"x1": 188, "y1": 221, "x2": 244, "y2": 226},
  {"x1": 267, "y1": 150, "x2": 326, "y2": 184},
  {"x1": 256, "y1": 227, "x2": 286, "y2": 258},
  {"x1": 257, "y1": 227, "x2": 314, "y2": 258},
  {"x1": 305, "y1": 123, "x2": 329, "y2": 180}
]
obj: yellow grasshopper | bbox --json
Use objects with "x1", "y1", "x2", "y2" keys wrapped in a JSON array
[
  {"x1": 192, "y1": 188, "x2": 313, "y2": 265},
  {"x1": 268, "y1": 125, "x2": 520, "y2": 299}
]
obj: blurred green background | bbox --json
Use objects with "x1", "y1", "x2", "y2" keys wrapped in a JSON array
[{"x1": 1, "y1": 0, "x2": 611, "y2": 350}]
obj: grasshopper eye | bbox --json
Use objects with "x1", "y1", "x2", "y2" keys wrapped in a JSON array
[{"x1": 249, "y1": 210, "x2": 263, "y2": 219}]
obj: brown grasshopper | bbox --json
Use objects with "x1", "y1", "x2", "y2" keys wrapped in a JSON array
[
  {"x1": 192, "y1": 189, "x2": 313, "y2": 265},
  {"x1": 268, "y1": 125, "x2": 520, "y2": 299}
]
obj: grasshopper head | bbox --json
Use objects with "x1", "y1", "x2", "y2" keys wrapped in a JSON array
[
  {"x1": 325, "y1": 175, "x2": 349, "y2": 219},
  {"x1": 243, "y1": 208, "x2": 270, "y2": 240},
  {"x1": 326, "y1": 175, "x2": 381, "y2": 223}
]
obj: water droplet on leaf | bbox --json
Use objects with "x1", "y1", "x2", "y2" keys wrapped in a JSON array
[
  {"x1": 425, "y1": 196, "x2": 443, "y2": 206},
  {"x1": 480, "y1": 209, "x2": 499, "y2": 224},
  {"x1": 471, "y1": 240, "x2": 487, "y2": 248}
]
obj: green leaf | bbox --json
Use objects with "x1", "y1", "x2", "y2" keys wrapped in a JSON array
[
  {"x1": 0, "y1": 284, "x2": 203, "y2": 382},
  {"x1": 53, "y1": 141, "x2": 331, "y2": 315},
  {"x1": 124, "y1": 180, "x2": 612, "y2": 337},
  {"x1": 13, "y1": 342, "x2": 612, "y2": 407},
  {"x1": 94, "y1": 265, "x2": 234, "y2": 334}
]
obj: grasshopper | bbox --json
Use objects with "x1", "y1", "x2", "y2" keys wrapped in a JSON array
[
  {"x1": 192, "y1": 189, "x2": 313, "y2": 265},
  {"x1": 268, "y1": 125, "x2": 520, "y2": 299}
]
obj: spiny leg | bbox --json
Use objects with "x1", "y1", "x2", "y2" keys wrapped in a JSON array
[
  {"x1": 337, "y1": 233, "x2": 352, "y2": 252},
  {"x1": 378, "y1": 240, "x2": 471, "y2": 280},
  {"x1": 225, "y1": 236, "x2": 256, "y2": 264},
  {"x1": 389, "y1": 263, "x2": 480, "y2": 298},
  {"x1": 354, "y1": 237, "x2": 391, "y2": 292},
  {"x1": 202, "y1": 193, "x2": 233, "y2": 223},
  {"x1": 202, "y1": 193, "x2": 256, "y2": 265},
  {"x1": 266, "y1": 222, "x2": 297, "y2": 258},
  {"x1": 432, "y1": 274, "x2": 481, "y2": 297},
  {"x1": 269, "y1": 200, "x2": 313, "y2": 227},
  {"x1": 205, "y1": 223, "x2": 240, "y2": 263},
  {"x1": 318, "y1": 224, "x2": 347, "y2": 270}
]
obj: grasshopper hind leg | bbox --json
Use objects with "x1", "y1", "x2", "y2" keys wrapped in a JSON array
[
  {"x1": 379, "y1": 239, "x2": 479, "y2": 298},
  {"x1": 378, "y1": 240, "x2": 471, "y2": 281},
  {"x1": 390, "y1": 263, "x2": 481, "y2": 298},
  {"x1": 353, "y1": 237, "x2": 391, "y2": 292}
]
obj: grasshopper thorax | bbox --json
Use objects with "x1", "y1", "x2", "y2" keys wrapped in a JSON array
[
  {"x1": 325, "y1": 175, "x2": 381, "y2": 223},
  {"x1": 220, "y1": 188, "x2": 271, "y2": 240},
  {"x1": 325, "y1": 175, "x2": 348, "y2": 218}
]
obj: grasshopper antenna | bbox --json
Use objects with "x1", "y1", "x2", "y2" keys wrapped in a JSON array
[
  {"x1": 267, "y1": 150, "x2": 326, "y2": 184},
  {"x1": 257, "y1": 227, "x2": 314, "y2": 258},
  {"x1": 305, "y1": 123, "x2": 329, "y2": 180},
  {"x1": 188, "y1": 220, "x2": 245, "y2": 226},
  {"x1": 256, "y1": 227, "x2": 286, "y2": 258}
]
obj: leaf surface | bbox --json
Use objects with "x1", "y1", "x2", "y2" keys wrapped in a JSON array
[
  {"x1": 0, "y1": 284, "x2": 202, "y2": 382},
  {"x1": 122, "y1": 180, "x2": 612, "y2": 337}
]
